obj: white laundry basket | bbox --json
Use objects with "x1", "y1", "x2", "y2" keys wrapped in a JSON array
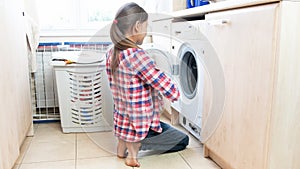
[{"x1": 51, "y1": 51, "x2": 113, "y2": 133}]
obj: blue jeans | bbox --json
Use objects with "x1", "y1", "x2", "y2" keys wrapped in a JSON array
[{"x1": 140, "y1": 121, "x2": 189, "y2": 153}]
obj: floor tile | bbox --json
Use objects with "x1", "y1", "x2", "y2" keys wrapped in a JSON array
[
  {"x1": 186, "y1": 133, "x2": 202, "y2": 148},
  {"x1": 22, "y1": 137, "x2": 75, "y2": 163},
  {"x1": 82, "y1": 131, "x2": 119, "y2": 156},
  {"x1": 12, "y1": 164, "x2": 20, "y2": 169},
  {"x1": 32, "y1": 122, "x2": 74, "y2": 143},
  {"x1": 77, "y1": 133, "x2": 114, "y2": 159},
  {"x1": 180, "y1": 147, "x2": 221, "y2": 169},
  {"x1": 138, "y1": 152, "x2": 191, "y2": 169},
  {"x1": 76, "y1": 157, "x2": 132, "y2": 169},
  {"x1": 15, "y1": 137, "x2": 33, "y2": 165},
  {"x1": 33, "y1": 123, "x2": 39, "y2": 131},
  {"x1": 19, "y1": 160, "x2": 75, "y2": 169},
  {"x1": 35, "y1": 121, "x2": 60, "y2": 129},
  {"x1": 16, "y1": 120, "x2": 220, "y2": 169}
]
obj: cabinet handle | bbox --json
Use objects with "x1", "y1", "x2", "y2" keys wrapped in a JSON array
[{"x1": 207, "y1": 19, "x2": 230, "y2": 26}]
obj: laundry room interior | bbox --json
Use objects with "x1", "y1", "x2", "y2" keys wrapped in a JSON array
[{"x1": 1, "y1": 0, "x2": 300, "y2": 169}]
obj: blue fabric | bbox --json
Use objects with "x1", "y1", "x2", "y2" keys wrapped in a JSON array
[{"x1": 141, "y1": 121, "x2": 189, "y2": 153}]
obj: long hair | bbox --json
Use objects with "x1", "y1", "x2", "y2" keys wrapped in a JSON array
[{"x1": 109, "y1": 2, "x2": 148, "y2": 74}]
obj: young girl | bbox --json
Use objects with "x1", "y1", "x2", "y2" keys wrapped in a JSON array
[{"x1": 106, "y1": 2, "x2": 189, "y2": 167}]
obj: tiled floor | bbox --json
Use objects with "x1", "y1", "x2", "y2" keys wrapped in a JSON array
[{"x1": 13, "y1": 117, "x2": 220, "y2": 169}]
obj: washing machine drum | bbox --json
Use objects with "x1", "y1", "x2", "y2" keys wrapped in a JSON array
[{"x1": 179, "y1": 45, "x2": 198, "y2": 99}]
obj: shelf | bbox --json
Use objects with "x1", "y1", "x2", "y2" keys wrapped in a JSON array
[{"x1": 171, "y1": 0, "x2": 279, "y2": 18}]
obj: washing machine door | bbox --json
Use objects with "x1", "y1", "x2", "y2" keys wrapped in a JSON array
[
  {"x1": 176, "y1": 42, "x2": 205, "y2": 129},
  {"x1": 142, "y1": 43, "x2": 181, "y2": 112},
  {"x1": 142, "y1": 43, "x2": 179, "y2": 79},
  {"x1": 178, "y1": 44, "x2": 198, "y2": 99},
  {"x1": 178, "y1": 43, "x2": 200, "y2": 100}
]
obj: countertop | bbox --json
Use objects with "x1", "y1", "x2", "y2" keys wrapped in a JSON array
[{"x1": 171, "y1": 0, "x2": 279, "y2": 18}]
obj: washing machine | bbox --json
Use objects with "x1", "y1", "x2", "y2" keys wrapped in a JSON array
[
  {"x1": 144, "y1": 17, "x2": 226, "y2": 142},
  {"x1": 142, "y1": 22, "x2": 205, "y2": 139},
  {"x1": 169, "y1": 20, "x2": 211, "y2": 140},
  {"x1": 144, "y1": 19, "x2": 217, "y2": 141}
]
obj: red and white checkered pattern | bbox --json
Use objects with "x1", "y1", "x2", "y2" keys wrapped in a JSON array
[{"x1": 106, "y1": 48, "x2": 180, "y2": 142}]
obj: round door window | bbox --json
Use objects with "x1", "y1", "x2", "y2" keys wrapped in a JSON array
[{"x1": 180, "y1": 50, "x2": 198, "y2": 99}]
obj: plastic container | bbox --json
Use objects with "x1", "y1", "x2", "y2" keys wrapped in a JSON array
[
  {"x1": 195, "y1": 0, "x2": 210, "y2": 6},
  {"x1": 187, "y1": 0, "x2": 195, "y2": 8},
  {"x1": 187, "y1": 0, "x2": 209, "y2": 8},
  {"x1": 51, "y1": 51, "x2": 113, "y2": 133}
]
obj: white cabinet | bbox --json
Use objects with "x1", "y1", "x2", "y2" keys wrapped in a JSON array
[
  {"x1": 201, "y1": 2, "x2": 300, "y2": 169},
  {"x1": 150, "y1": 17, "x2": 172, "y2": 52},
  {"x1": 151, "y1": 17, "x2": 178, "y2": 123}
]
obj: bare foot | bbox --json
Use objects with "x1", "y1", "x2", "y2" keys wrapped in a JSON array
[
  {"x1": 125, "y1": 157, "x2": 140, "y2": 167},
  {"x1": 125, "y1": 142, "x2": 141, "y2": 167},
  {"x1": 117, "y1": 139, "x2": 127, "y2": 158}
]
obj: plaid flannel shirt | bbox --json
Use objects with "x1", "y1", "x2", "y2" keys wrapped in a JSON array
[{"x1": 106, "y1": 48, "x2": 180, "y2": 142}]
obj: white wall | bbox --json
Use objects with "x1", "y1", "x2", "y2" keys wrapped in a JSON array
[
  {"x1": 143, "y1": 0, "x2": 186, "y2": 13},
  {"x1": 144, "y1": 0, "x2": 172, "y2": 13},
  {"x1": 0, "y1": 0, "x2": 33, "y2": 168}
]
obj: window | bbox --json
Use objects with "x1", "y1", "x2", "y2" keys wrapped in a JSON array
[{"x1": 37, "y1": 0, "x2": 145, "y2": 33}]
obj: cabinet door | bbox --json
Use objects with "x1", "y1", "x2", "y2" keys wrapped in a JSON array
[
  {"x1": 150, "y1": 17, "x2": 172, "y2": 52},
  {"x1": 201, "y1": 4, "x2": 278, "y2": 169},
  {"x1": 149, "y1": 18, "x2": 178, "y2": 120},
  {"x1": 268, "y1": 2, "x2": 300, "y2": 169}
]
